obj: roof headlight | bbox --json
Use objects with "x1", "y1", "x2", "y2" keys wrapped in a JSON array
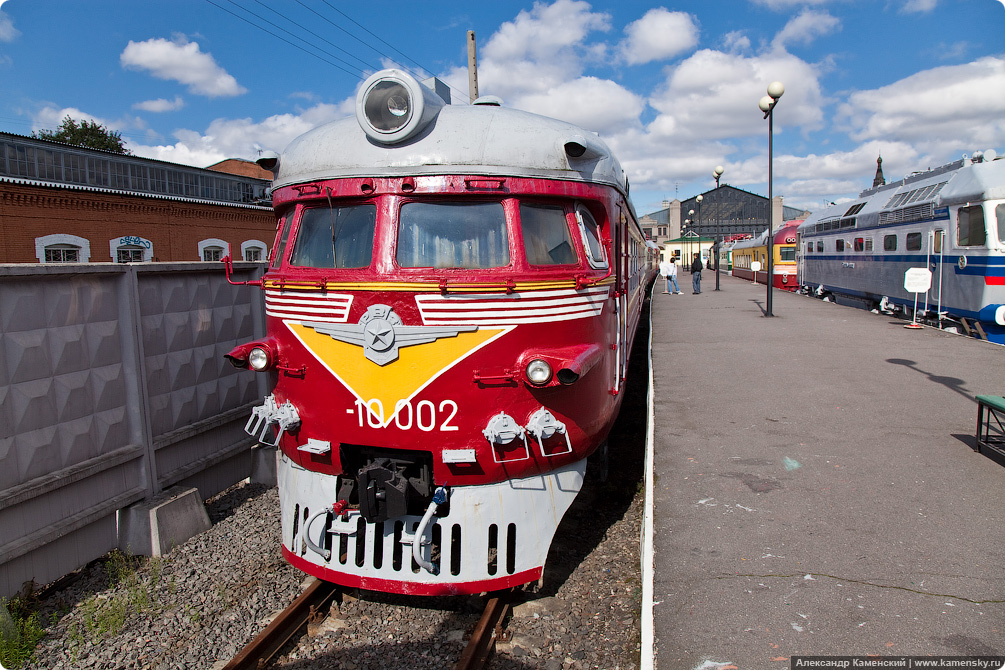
[
  {"x1": 248, "y1": 346, "x2": 271, "y2": 371},
  {"x1": 356, "y1": 69, "x2": 446, "y2": 145},
  {"x1": 364, "y1": 80, "x2": 413, "y2": 132},
  {"x1": 525, "y1": 359, "x2": 553, "y2": 386}
]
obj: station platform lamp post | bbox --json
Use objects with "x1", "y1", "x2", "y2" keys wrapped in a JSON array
[
  {"x1": 713, "y1": 165, "x2": 724, "y2": 291},
  {"x1": 758, "y1": 81, "x2": 784, "y2": 317},
  {"x1": 696, "y1": 194, "x2": 703, "y2": 268},
  {"x1": 687, "y1": 208, "x2": 695, "y2": 270}
]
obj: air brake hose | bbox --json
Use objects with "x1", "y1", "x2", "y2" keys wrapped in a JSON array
[
  {"x1": 413, "y1": 487, "x2": 448, "y2": 575},
  {"x1": 303, "y1": 500, "x2": 349, "y2": 562}
]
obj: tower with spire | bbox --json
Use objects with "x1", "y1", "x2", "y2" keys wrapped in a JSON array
[{"x1": 873, "y1": 155, "x2": 886, "y2": 187}]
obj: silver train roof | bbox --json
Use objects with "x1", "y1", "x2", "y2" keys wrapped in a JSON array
[
  {"x1": 268, "y1": 70, "x2": 632, "y2": 214},
  {"x1": 798, "y1": 157, "x2": 1005, "y2": 232}
]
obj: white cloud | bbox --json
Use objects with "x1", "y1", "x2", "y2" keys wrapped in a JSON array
[
  {"x1": 749, "y1": 0, "x2": 833, "y2": 8},
  {"x1": 835, "y1": 56, "x2": 1005, "y2": 152},
  {"x1": 772, "y1": 10, "x2": 841, "y2": 50},
  {"x1": 129, "y1": 100, "x2": 353, "y2": 167},
  {"x1": 513, "y1": 76, "x2": 645, "y2": 134},
  {"x1": 120, "y1": 36, "x2": 247, "y2": 98},
  {"x1": 618, "y1": 8, "x2": 699, "y2": 65},
  {"x1": 901, "y1": 0, "x2": 938, "y2": 12},
  {"x1": 0, "y1": 6, "x2": 18, "y2": 42},
  {"x1": 483, "y1": 0, "x2": 610, "y2": 63},
  {"x1": 722, "y1": 31, "x2": 751, "y2": 54},
  {"x1": 647, "y1": 48, "x2": 826, "y2": 142},
  {"x1": 133, "y1": 97, "x2": 185, "y2": 113}
]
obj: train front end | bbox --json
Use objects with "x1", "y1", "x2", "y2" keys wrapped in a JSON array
[{"x1": 227, "y1": 70, "x2": 643, "y2": 595}]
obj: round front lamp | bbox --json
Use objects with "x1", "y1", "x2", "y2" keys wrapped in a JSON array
[
  {"x1": 525, "y1": 359, "x2": 553, "y2": 386},
  {"x1": 248, "y1": 346, "x2": 271, "y2": 371}
]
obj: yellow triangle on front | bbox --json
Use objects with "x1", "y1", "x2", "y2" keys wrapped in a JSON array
[{"x1": 288, "y1": 322, "x2": 509, "y2": 426}]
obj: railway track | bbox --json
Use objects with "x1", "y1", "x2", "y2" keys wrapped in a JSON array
[{"x1": 223, "y1": 581, "x2": 512, "y2": 670}]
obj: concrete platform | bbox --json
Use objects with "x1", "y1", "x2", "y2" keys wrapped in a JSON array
[
  {"x1": 117, "y1": 486, "x2": 211, "y2": 557},
  {"x1": 649, "y1": 273, "x2": 1005, "y2": 668}
]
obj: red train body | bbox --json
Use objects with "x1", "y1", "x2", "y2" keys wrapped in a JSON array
[
  {"x1": 729, "y1": 221, "x2": 802, "y2": 290},
  {"x1": 226, "y1": 69, "x2": 656, "y2": 595}
]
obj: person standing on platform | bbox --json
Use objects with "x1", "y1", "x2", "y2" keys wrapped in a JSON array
[
  {"x1": 691, "y1": 252, "x2": 702, "y2": 294},
  {"x1": 660, "y1": 257, "x2": 681, "y2": 294}
]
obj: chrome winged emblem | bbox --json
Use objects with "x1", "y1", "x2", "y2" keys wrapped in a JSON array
[{"x1": 302, "y1": 304, "x2": 477, "y2": 366}]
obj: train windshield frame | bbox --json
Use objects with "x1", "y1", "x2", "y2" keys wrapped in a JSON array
[
  {"x1": 519, "y1": 202, "x2": 579, "y2": 266},
  {"x1": 288, "y1": 202, "x2": 377, "y2": 269},
  {"x1": 396, "y1": 200, "x2": 510, "y2": 269}
]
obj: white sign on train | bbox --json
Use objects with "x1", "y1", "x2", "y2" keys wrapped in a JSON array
[{"x1": 904, "y1": 267, "x2": 932, "y2": 293}]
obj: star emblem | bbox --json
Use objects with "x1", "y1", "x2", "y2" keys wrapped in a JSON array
[{"x1": 302, "y1": 304, "x2": 477, "y2": 366}]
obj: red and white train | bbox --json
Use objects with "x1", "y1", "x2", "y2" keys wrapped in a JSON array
[
  {"x1": 729, "y1": 220, "x2": 802, "y2": 290},
  {"x1": 225, "y1": 69, "x2": 656, "y2": 595}
]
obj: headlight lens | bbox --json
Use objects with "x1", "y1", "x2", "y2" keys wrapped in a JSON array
[
  {"x1": 248, "y1": 347, "x2": 270, "y2": 371},
  {"x1": 525, "y1": 359, "x2": 552, "y2": 385},
  {"x1": 364, "y1": 81, "x2": 412, "y2": 132}
]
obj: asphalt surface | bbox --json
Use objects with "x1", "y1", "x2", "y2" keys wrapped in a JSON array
[{"x1": 650, "y1": 272, "x2": 1005, "y2": 669}]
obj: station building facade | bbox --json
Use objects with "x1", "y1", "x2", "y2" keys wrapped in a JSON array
[
  {"x1": 0, "y1": 132, "x2": 276, "y2": 264},
  {"x1": 640, "y1": 184, "x2": 810, "y2": 263}
]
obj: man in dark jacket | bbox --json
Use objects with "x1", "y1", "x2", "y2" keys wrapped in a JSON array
[{"x1": 690, "y1": 253, "x2": 702, "y2": 294}]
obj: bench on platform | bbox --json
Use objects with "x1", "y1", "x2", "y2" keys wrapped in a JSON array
[{"x1": 975, "y1": 395, "x2": 1005, "y2": 466}]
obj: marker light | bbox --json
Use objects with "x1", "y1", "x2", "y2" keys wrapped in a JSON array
[
  {"x1": 525, "y1": 359, "x2": 553, "y2": 386},
  {"x1": 248, "y1": 346, "x2": 271, "y2": 371}
]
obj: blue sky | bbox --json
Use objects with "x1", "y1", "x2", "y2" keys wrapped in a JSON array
[{"x1": 1, "y1": 0, "x2": 1003, "y2": 216}]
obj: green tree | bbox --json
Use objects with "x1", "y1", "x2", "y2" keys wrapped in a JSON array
[{"x1": 34, "y1": 116, "x2": 130, "y2": 154}]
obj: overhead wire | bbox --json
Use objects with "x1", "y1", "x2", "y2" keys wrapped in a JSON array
[
  {"x1": 205, "y1": 0, "x2": 470, "y2": 104},
  {"x1": 205, "y1": 0, "x2": 361, "y2": 79}
]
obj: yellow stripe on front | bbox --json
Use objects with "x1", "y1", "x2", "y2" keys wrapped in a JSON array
[{"x1": 288, "y1": 323, "x2": 508, "y2": 424}]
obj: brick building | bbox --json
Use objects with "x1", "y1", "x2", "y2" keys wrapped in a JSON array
[{"x1": 0, "y1": 132, "x2": 276, "y2": 264}]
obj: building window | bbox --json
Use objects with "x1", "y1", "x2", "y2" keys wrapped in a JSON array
[
  {"x1": 117, "y1": 247, "x2": 144, "y2": 262},
  {"x1": 35, "y1": 234, "x2": 91, "y2": 264},
  {"x1": 198, "y1": 238, "x2": 230, "y2": 261},
  {"x1": 241, "y1": 240, "x2": 268, "y2": 262},
  {"x1": 45, "y1": 246, "x2": 79, "y2": 263},
  {"x1": 109, "y1": 236, "x2": 153, "y2": 262}
]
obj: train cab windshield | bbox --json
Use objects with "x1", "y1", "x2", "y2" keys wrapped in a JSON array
[
  {"x1": 397, "y1": 201, "x2": 508, "y2": 269},
  {"x1": 290, "y1": 204, "x2": 377, "y2": 268},
  {"x1": 272, "y1": 192, "x2": 609, "y2": 275}
]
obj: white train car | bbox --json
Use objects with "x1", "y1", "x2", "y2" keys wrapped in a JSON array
[{"x1": 797, "y1": 154, "x2": 1005, "y2": 344}]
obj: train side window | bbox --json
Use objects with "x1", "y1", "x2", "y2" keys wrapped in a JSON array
[
  {"x1": 290, "y1": 203, "x2": 376, "y2": 269},
  {"x1": 906, "y1": 232, "x2": 922, "y2": 251},
  {"x1": 271, "y1": 211, "x2": 293, "y2": 268},
  {"x1": 864, "y1": 238, "x2": 873, "y2": 252},
  {"x1": 997, "y1": 204, "x2": 1005, "y2": 244},
  {"x1": 933, "y1": 229, "x2": 944, "y2": 253},
  {"x1": 816, "y1": 241, "x2": 823, "y2": 252},
  {"x1": 806, "y1": 242, "x2": 813, "y2": 253},
  {"x1": 957, "y1": 205, "x2": 986, "y2": 247},
  {"x1": 835, "y1": 240, "x2": 845, "y2": 252},
  {"x1": 884, "y1": 234, "x2": 897, "y2": 251},
  {"x1": 854, "y1": 238, "x2": 864, "y2": 252},
  {"x1": 520, "y1": 203, "x2": 578, "y2": 266},
  {"x1": 397, "y1": 201, "x2": 509, "y2": 269},
  {"x1": 575, "y1": 205, "x2": 608, "y2": 269}
]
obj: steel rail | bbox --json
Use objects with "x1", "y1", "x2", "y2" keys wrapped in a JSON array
[
  {"x1": 222, "y1": 577, "x2": 338, "y2": 670},
  {"x1": 455, "y1": 593, "x2": 511, "y2": 670}
]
